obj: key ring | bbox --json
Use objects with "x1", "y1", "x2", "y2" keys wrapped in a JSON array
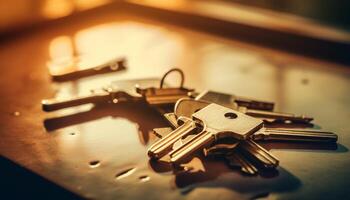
[{"x1": 160, "y1": 68, "x2": 184, "y2": 89}]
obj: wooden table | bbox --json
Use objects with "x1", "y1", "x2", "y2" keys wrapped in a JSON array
[{"x1": 0, "y1": 3, "x2": 349, "y2": 200}]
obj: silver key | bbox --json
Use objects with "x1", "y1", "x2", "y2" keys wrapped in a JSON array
[
  {"x1": 195, "y1": 91, "x2": 313, "y2": 123},
  {"x1": 149, "y1": 103, "x2": 264, "y2": 164}
]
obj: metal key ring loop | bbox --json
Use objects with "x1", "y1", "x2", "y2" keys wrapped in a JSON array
[{"x1": 160, "y1": 68, "x2": 185, "y2": 89}]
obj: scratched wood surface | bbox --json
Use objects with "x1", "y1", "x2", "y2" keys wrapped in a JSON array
[{"x1": 0, "y1": 6, "x2": 349, "y2": 200}]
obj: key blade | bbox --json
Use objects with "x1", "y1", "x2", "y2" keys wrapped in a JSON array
[
  {"x1": 254, "y1": 128, "x2": 338, "y2": 143},
  {"x1": 226, "y1": 152, "x2": 258, "y2": 175},
  {"x1": 42, "y1": 91, "x2": 110, "y2": 112},
  {"x1": 239, "y1": 140, "x2": 279, "y2": 168},
  {"x1": 169, "y1": 129, "x2": 215, "y2": 164},
  {"x1": 196, "y1": 90, "x2": 274, "y2": 111},
  {"x1": 148, "y1": 118, "x2": 197, "y2": 159},
  {"x1": 42, "y1": 78, "x2": 162, "y2": 111},
  {"x1": 50, "y1": 57, "x2": 126, "y2": 82},
  {"x1": 243, "y1": 109, "x2": 313, "y2": 123}
]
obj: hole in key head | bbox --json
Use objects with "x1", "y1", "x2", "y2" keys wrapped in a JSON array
[
  {"x1": 224, "y1": 112, "x2": 237, "y2": 119},
  {"x1": 89, "y1": 160, "x2": 100, "y2": 168}
]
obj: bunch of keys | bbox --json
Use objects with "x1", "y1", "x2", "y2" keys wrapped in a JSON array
[
  {"x1": 42, "y1": 68, "x2": 194, "y2": 112},
  {"x1": 148, "y1": 96, "x2": 338, "y2": 175},
  {"x1": 42, "y1": 68, "x2": 276, "y2": 114}
]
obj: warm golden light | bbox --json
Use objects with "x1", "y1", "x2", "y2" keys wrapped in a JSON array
[
  {"x1": 41, "y1": 0, "x2": 75, "y2": 19},
  {"x1": 75, "y1": 0, "x2": 111, "y2": 10},
  {"x1": 49, "y1": 36, "x2": 74, "y2": 59},
  {"x1": 48, "y1": 35, "x2": 77, "y2": 76},
  {"x1": 41, "y1": 0, "x2": 112, "y2": 19}
]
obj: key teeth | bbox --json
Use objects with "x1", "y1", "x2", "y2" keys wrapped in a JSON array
[
  {"x1": 147, "y1": 119, "x2": 197, "y2": 160},
  {"x1": 169, "y1": 131, "x2": 215, "y2": 165},
  {"x1": 147, "y1": 150, "x2": 159, "y2": 160}
]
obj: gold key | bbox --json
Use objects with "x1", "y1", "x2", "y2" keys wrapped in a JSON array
[
  {"x1": 136, "y1": 68, "x2": 195, "y2": 105},
  {"x1": 148, "y1": 117, "x2": 198, "y2": 159},
  {"x1": 252, "y1": 128, "x2": 338, "y2": 143},
  {"x1": 225, "y1": 151, "x2": 258, "y2": 175},
  {"x1": 175, "y1": 98, "x2": 336, "y2": 143},
  {"x1": 196, "y1": 90, "x2": 274, "y2": 111},
  {"x1": 42, "y1": 78, "x2": 161, "y2": 111},
  {"x1": 153, "y1": 111, "x2": 275, "y2": 174},
  {"x1": 42, "y1": 68, "x2": 193, "y2": 112},
  {"x1": 238, "y1": 140, "x2": 279, "y2": 168},
  {"x1": 195, "y1": 91, "x2": 313, "y2": 123},
  {"x1": 157, "y1": 103, "x2": 263, "y2": 164},
  {"x1": 48, "y1": 57, "x2": 126, "y2": 82}
]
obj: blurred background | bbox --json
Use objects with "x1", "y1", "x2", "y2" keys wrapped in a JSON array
[{"x1": 1, "y1": 0, "x2": 350, "y2": 34}]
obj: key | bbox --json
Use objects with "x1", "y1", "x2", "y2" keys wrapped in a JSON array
[
  {"x1": 195, "y1": 90, "x2": 274, "y2": 111},
  {"x1": 42, "y1": 68, "x2": 193, "y2": 111},
  {"x1": 157, "y1": 106, "x2": 278, "y2": 173},
  {"x1": 42, "y1": 78, "x2": 161, "y2": 111},
  {"x1": 163, "y1": 113, "x2": 178, "y2": 128},
  {"x1": 163, "y1": 103, "x2": 263, "y2": 164},
  {"x1": 252, "y1": 128, "x2": 338, "y2": 143},
  {"x1": 238, "y1": 140, "x2": 279, "y2": 168},
  {"x1": 148, "y1": 117, "x2": 198, "y2": 159},
  {"x1": 48, "y1": 57, "x2": 126, "y2": 82},
  {"x1": 136, "y1": 68, "x2": 195, "y2": 105},
  {"x1": 225, "y1": 151, "x2": 258, "y2": 175},
  {"x1": 172, "y1": 98, "x2": 280, "y2": 167},
  {"x1": 175, "y1": 98, "x2": 336, "y2": 143},
  {"x1": 203, "y1": 139, "x2": 278, "y2": 171},
  {"x1": 203, "y1": 138, "x2": 239, "y2": 157},
  {"x1": 179, "y1": 96, "x2": 313, "y2": 124},
  {"x1": 152, "y1": 127, "x2": 174, "y2": 139}
]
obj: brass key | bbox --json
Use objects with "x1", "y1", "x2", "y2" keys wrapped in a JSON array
[
  {"x1": 136, "y1": 68, "x2": 195, "y2": 105},
  {"x1": 175, "y1": 98, "x2": 335, "y2": 143},
  {"x1": 42, "y1": 78, "x2": 161, "y2": 111},
  {"x1": 48, "y1": 57, "x2": 126, "y2": 82},
  {"x1": 42, "y1": 68, "x2": 193, "y2": 111},
  {"x1": 196, "y1": 90, "x2": 274, "y2": 111},
  {"x1": 148, "y1": 117, "x2": 198, "y2": 159},
  {"x1": 184, "y1": 92, "x2": 313, "y2": 123},
  {"x1": 238, "y1": 140, "x2": 279, "y2": 168},
  {"x1": 225, "y1": 151, "x2": 258, "y2": 175},
  {"x1": 154, "y1": 105, "x2": 277, "y2": 173},
  {"x1": 165, "y1": 103, "x2": 263, "y2": 164},
  {"x1": 252, "y1": 128, "x2": 338, "y2": 143}
]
